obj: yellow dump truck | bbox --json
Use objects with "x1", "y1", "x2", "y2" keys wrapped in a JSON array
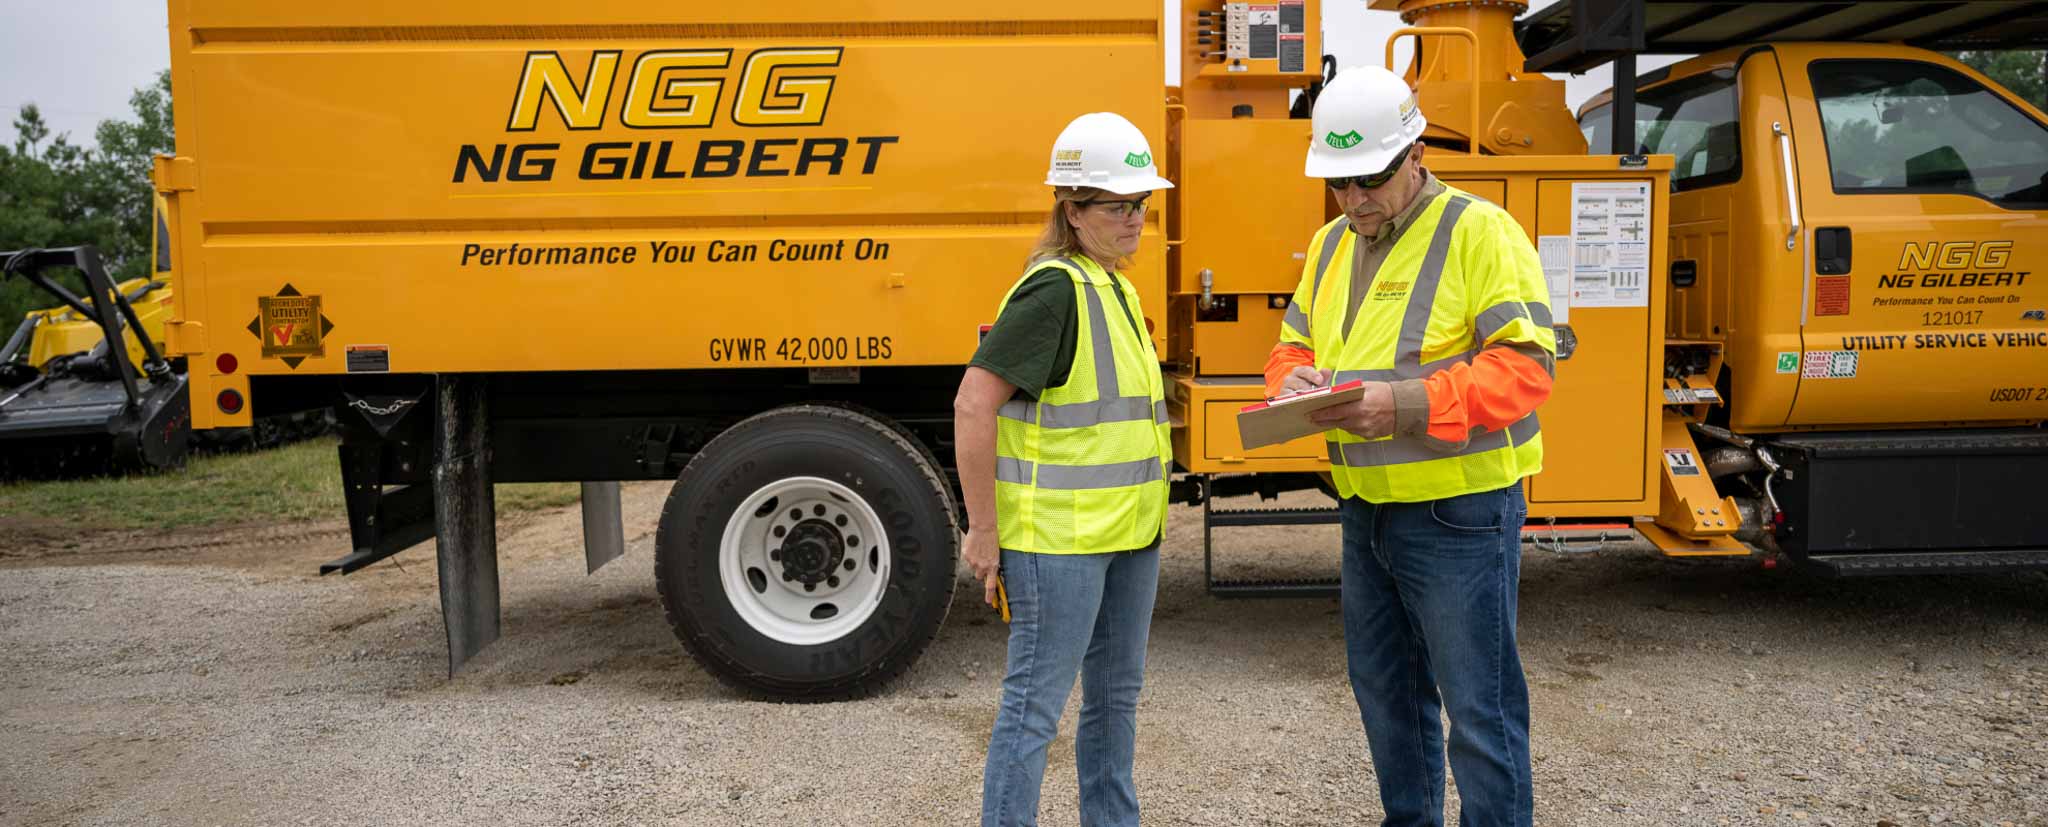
[{"x1": 154, "y1": 0, "x2": 2048, "y2": 696}]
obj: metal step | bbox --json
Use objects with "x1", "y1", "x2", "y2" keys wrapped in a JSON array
[
  {"x1": 1207, "y1": 506, "x2": 1340, "y2": 527},
  {"x1": 321, "y1": 483, "x2": 435, "y2": 575},
  {"x1": 1209, "y1": 577, "x2": 1340, "y2": 599},
  {"x1": 1203, "y1": 498, "x2": 1343, "y2": 598},
  {"x1": 1803, "y1": 549, "x2": 2048, "y2": 577}
]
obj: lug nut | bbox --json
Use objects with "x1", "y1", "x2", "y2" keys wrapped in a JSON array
[
  {"x1": 804, "y1": 582, "x2": 816, "y2": 592},
  {"x1": 846, "y1": 536, "x2": 859, "y2": 547},
  {"x1": 770, "y1": 549, "x2": 781, "y2": 561},
  {"x1": 814, "y1": 505, "x2": 826, "y2": 516},
  {"x1": 843, "y1": 560, "x2": 855, "y2": 571},
  {"x1": 835, "y1": 515, "x2": 848, "y2": 527},
  {"x1": 827, "y1": 576, "x2": 840, "y2": 588}
]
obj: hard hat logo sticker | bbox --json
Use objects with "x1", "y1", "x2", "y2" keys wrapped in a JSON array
[
  {"x1": 1124, "y1": 151, "x2": 1151, "y2": 168},
  {"x1": 1326, "y1": 130, "x2": 1363, "y2": 149}
]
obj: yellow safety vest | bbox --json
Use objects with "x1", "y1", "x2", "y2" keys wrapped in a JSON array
[
  {"x1": 994, "y1": 256, "x2": 1173, "y2": 554},
  {"x1": 1279, "y1": 187, "x2": 1555, "y2": 503}
]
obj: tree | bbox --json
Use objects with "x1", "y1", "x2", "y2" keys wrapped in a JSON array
[
  {"x1": 0, "y1": 70, "x2": 173, "y2": 338},
  {"x1": 1948, "y1": 50, "x2": 2046, "y2": 112},
  {"x1": 88, "y1": 71, "x2": 176, "y2": 280}
]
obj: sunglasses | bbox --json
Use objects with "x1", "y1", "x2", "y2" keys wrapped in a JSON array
[
  {"x1": 1325, "y1": 144, "x2": 1413, "y2": 192},
  {"x1": 1078, "y1": 196, "x2": 1150, "y2": 218}
]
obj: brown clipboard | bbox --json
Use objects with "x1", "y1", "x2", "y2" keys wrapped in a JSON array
[{"x1": 1234, "y1": 380, "x2": 1366, "y2": 450}]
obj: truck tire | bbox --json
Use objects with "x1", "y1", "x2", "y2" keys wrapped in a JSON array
[{"x1": 654, "y1": 404, "x2": 959, "y2": 700}]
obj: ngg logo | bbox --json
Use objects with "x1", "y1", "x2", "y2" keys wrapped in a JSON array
[
  {"x1": 1878, "y1": 240, "x2": 2030, "y2": 290},
  {"x1": 510, "y1": 47, "x2": 841, "y2": 131},
  {"x1": 1898, "y1": 240, "x2": 2012, "y2": 270},
  {"x1": 454, "y1": 46, "x2": 899, "y2": 186}
]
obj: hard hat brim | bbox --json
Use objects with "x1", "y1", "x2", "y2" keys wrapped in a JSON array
[
  {"x1": 1093, "y1": 174, "x2": 1176, "y2": 195},
  {"x1": 1048, "y1": 174, "x2": 1176, "y2": 194},
  {"x1": 1304, "y1": 143, "x2": 1408, "y2": 179}
]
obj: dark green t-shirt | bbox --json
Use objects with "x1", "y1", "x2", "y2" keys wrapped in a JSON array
[{"x1": 971, "y1": 265, "x2": 1145, "y2": 398}]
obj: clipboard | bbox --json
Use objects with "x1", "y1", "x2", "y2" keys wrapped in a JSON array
[{"x1": 1235, "y1": 380, "x2": 1366, "y2": 450}]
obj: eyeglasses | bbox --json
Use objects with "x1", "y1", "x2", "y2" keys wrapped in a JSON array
[
  {"x1": 1079, "y1": 197, "x2": 1149, "y2": 218},
  {"x1": 1325, "y1": 144, "x2": 1413, "y2": 192}
]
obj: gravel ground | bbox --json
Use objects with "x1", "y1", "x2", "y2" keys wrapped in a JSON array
[{"x1": 2, "y1": 484, "x2": 2045, "y2": 826}]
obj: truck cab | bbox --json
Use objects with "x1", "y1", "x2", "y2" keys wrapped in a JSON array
[
  {"x1": 1571, "y1": 40, "x2": 2048, "y2": 572},
  {"x1": 1577, "y1": 44, "x2": 2048, "y2": 432}
]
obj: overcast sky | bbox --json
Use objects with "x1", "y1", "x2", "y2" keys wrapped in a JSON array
[{"x1": 0, "y1": 2, "x2": 1667, "y2": 149}]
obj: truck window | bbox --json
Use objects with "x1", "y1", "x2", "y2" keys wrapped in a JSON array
[
  {"x1": 1810, "y1": 59, "x2": 2048, "y2": 207},
  {"x1": 1578, "y1": 71, "x2": 1740, "y2": 191},
  {"x1": 155, "y1": 210, "x2": 172, "y2": 273}
]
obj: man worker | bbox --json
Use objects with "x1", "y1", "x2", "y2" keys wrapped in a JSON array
[{"x1": 1267, "y1": 66, "x2": 1555, "y2": 827}]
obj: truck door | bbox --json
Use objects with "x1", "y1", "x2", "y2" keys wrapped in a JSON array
[{"x1": 1781, "y1": 47, "x2": 2048, "y2": 425}]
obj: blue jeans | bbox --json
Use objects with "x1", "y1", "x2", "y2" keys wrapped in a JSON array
[
  {"x1": 982, "y1": 546, "x2": 1159, "y2": 827},
  {"x1": 1340, "y1": 484, "x2": 1532, "y2": 827}
]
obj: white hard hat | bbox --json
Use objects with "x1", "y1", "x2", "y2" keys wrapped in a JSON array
[
  {"x1": 1304, "y1": 67, "x2": 1428, "y2": 178},
  {"x1": 1045, "y1": 112, "x2": 1175, "y2": 194}
]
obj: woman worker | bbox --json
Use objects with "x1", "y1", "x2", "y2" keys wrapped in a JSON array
[{"x1": 951, "y1": 111, "x2": 1177, "y2": 827}]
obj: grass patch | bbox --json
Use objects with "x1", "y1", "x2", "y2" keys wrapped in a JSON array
[{"x1": 0, "y1": 437, "x2": 582, "y2": 533}]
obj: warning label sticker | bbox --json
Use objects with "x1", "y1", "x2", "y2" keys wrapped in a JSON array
[
  {"x1": 1664, "y1": 449, "x2": 1702, "y2": 477},
  {"x1": 246, "y1": 283, "x2": 335, "y2": 370},
  {"x1": 1801, "y1": 350, "x2": 1859, "y2": 379},
  {"x1": 1815, "y1": 275, "x2": 1851, "y2": 316},
  {"x1": 1248, "y1": 4, "x2": 1278, "y2": 59},
  {"x1": 1278, "y1": 0, "x2": 1306, "y2": 72},
  {"x1": 345, "y1": 344, "x2": 390, "y2": 373},
  {"x1": 1775, "y1": 352, "x2": 1800, "y2": 374},
  {"x1": 1568, "y1": 182, "x2": 1651, "y2": 308}
]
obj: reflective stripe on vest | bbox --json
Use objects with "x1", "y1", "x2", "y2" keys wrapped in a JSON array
[
  {"x1": 998, "y1": 397, "x2": 1170, "y2": 430},
  {"x1": 1327, "y1": 413, "x2": 1540, "y2": 467},
  {"x1": 996, "y1": 455, "x2": 1166, "y2": 490},
  {"x1": 992, "y1": 256, "x2": 1173, "y2": 552},
  {"x1": 1305, "y1": 189, "x2": 1545, "y2": 503}
]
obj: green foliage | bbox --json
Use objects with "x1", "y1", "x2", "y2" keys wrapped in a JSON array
[
  {"x1": 0, "y1": 71, "x2": 174, "y2": 334},
  {"x1": 0, "y1": 437, "x2": 583, "y2": 535},
  {"x1": 1949, "y1": 50, "x2": 2046, "y2": 112}
]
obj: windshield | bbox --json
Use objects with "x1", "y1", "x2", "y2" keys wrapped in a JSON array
[{"x1": 1579, "y1": 70, "x2": 1741, "y2": 191}]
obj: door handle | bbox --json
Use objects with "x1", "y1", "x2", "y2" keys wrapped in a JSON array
[
  {"x1": 1815, "y1": 227, "x2": 1852, "y2": 275},
  {"x1": 1774, "y1": 121, "x2": 1800, "y2": 251}
]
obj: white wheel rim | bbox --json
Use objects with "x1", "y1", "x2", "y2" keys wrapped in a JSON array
[{"x1": 718, "y1": 476, "x2": 891, "y2": 646}]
